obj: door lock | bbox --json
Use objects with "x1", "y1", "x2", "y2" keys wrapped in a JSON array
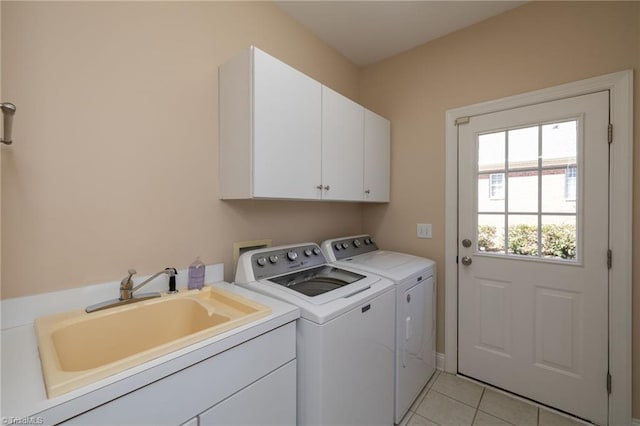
[{"x1": 462, "y1": 239, "x2": 472, "y2": 248}]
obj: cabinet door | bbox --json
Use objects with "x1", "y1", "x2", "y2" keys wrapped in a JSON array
[
  {"x1": 252, "y1": 49, "x2": 322, "y2": 200},
  {"x1": 364, "y1": 109, "x2": 391, "y2": 202},
  {"x1": 321, "y1": 86, "x2": 364, "y2": 201},
  {"x1": 199, "y1": 360, "x2": 296, "y2": 426}
]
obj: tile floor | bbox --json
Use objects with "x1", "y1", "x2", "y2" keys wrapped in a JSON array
[{"x1": 399, "y1": 371, "x2": 588, "y2": 426}]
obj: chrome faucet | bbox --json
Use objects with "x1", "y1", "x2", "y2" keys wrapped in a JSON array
[
  {"x1": 120, "y1": 268, "x2": 178, "y2": 300},
  {"x1": 85, "y1": 267, "x2": 178, "y2": 313}
]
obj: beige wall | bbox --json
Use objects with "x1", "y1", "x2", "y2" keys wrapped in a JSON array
[
  {"x1": 1, "y1": 1, "x2": 364, "y2": 298},
  {"x1": 3, "y1": 0, "x2": 639, "y2": 418},
  {"x1": 1, "y1": 1, "x2": 3, "y2": 293},
  {"x1": 359, "y1": 1, "x2": 639, "y2": 418}
]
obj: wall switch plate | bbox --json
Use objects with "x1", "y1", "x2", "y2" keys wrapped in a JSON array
[{"x1": 417, "y1": 223, "x2": 432, "y2": 239}]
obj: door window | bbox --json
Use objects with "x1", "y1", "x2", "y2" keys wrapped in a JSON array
[{"x1": 476, "y1": 120, "x2": 579, "y2": 261}]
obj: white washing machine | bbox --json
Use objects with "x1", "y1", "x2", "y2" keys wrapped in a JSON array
[
  {"x1": 235, "y1": 242, "x2": 395, "y2": 426},
  {"x1": 321, "y1": 235, "x2": 436, "y2": 424}
]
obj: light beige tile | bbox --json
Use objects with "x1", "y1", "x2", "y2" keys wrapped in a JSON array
[
  {"x1": 410, "y1": 371, "x2": 441, "y2": 412},
  {"x1": 398, "y1": 410, "x2": 414, "y2": 426},
  {"x1": 416, "y1": 390, "x2": 476, "y2": 426},
  {"x1": 473, "y1": 411, "x2": 514, "y2": 426},
  {"x1": 427, "y1": 370, "x2": 441, "y2": 389},
  {"x1": 478, "y1": 389, "x2": 537, "y2": 426},
  {"x1": 432, "y1": 373, "x2": 484, "y2": 407},
  {"x1": 539, "y1": 408, "x2": 587, "y2": 426},
  {"x1": 408, "y1": 413, "x2": 439, "y2": 426}
]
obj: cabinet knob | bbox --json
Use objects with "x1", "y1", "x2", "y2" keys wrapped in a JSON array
[
  {"x1": 364, "y1": 189, "x2": 371, "y2": 194},
  {"x1": 324, "y1": 185, "x2": 330, "y2": 191},
  {"x1": 316, "y1": 185, "x2": 323, "y2": 190}
]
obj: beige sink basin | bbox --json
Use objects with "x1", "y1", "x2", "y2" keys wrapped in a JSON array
[{"x1": 35, "y1": 286, "x2": 271, "y2": 398}]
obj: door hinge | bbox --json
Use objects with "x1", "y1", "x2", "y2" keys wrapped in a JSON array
[
  {"x1": 606, "y1": 372, "x2": 612, "y2": 394},
  {"x1": 455, "y1": 116, "x2": 470, "y2": 126},
  {"x1": 608, "y1": 123, "x2": 613, "y2": 144},
  {"x1": 607, "y1": 249, "x2": 612, "y2": 269}
]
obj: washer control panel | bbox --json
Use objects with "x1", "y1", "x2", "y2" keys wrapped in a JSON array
[
  {"x1": 252, "y1": 244, "x2": 326, "y2": 280},
  {"x1": 330, "y1": 235, "x2": 379, "y2": 260}
]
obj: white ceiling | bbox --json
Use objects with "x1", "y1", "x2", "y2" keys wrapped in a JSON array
[{"x1": 275, "y1": 1, "x2": 526, "y2": 66}]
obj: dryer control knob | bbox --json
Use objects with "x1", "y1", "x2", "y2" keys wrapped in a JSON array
[
  {"x1": 312, "y1": 247, "x2": 321, "y2": 255},
  {"x1": 353, "y1": 239, "x2": 361, "y2": 248},
  {"x1": 364, "y1": 238, "x2": 371, "y2": 245},
  {"x1": 334, "y1": 243, "x2": 341, "y2": 251},
  {"x1": 287, "y1": 251, "x2": 298, "y2": 261},
  {"x1": 256, "y1": 257, "x2": 267, "y2": 267},
  {"x1": 304, "y1": 249, "x2": 313, "y2": 257},
  {"x1": 341, "y1": 242, "x2": 349, "y2": 249},
  {"x1": 269, "y1": 255, "x2": 278, "y2": 264}
]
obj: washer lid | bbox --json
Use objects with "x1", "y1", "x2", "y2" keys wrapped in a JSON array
[
  {"x1": 269, "y1": 265, "x2": 365, "y2": 297},
  {"x1": 339, "y1": 250, "x2": 435, "y2": 282},
  {"x1": 240, "y1": 270, "x2": 393, "y2": 324}
]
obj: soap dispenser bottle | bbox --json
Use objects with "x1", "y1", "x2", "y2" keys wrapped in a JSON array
[{"x1": 188, "y1": 257, "x2": 205, "y2": 290}]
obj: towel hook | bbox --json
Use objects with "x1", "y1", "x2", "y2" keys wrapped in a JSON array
[{"x1": 1, "y1": 102, "x2": 16, "y2": 145}]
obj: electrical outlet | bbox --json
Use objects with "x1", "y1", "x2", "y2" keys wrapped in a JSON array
[{"x1": 417, "y1": 223, "x2": 432, "y2": 239}]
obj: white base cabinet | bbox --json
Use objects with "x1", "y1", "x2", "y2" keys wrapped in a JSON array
[
  {"x1": 199, "y1": 361, "x2": 296, "y2": 425},
  {"x1": 61, "y1": 323, "x2": 296, "y2": 426},
  {"x1": 219, "y1": 46, "x2": 390, "y2": 203}
]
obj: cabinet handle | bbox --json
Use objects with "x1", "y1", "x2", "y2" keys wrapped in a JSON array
[
  {"x1": 324, "y1": 185, "x2": 330, "y2": 191},
  {"x1": 316, "y1": 185, "x2": 323, "y2": 190},
  {"x1": 364, "y1": 189, "x2": 371, "y2": 194}
]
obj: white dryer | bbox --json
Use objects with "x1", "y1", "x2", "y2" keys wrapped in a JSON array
[
  {"x1": 321, "y1": 235, "x2": 436, "y2": 424},
  {"x1": 235, "y1": 242, "x2": 395, "y2": 426}
]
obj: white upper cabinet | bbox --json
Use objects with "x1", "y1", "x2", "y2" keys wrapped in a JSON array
[
  {"x1": 219, "y1": 46, "x2": 389, "y2": 202},
  {"x1": 321, "y1": 86, "x2": 364, "y2": 201},
  {"x1": 364, "y1": 109, "x2": 391, "y2": 202},
  {"x1": 253, "y1": 49, "x2": 322, "y2": 200},
  {"x1": 219, "y1": 47, "x2": 321, "y2": 200}
]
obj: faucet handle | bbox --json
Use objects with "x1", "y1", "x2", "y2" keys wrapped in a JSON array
[
  {"x1": 121, "y1": 269, "x2": 137, "y2": 288},
  {"x1": 165, "y1": 267, "x2": 178, "y2": 293}
]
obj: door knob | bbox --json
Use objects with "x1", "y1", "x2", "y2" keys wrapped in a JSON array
[{"x1": 461, "y1": 256, "x2": 472, "y2": 266}]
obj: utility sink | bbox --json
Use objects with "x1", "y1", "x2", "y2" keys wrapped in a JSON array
[{"x1": 35, "y1": 286, "x2": 271, "y2": 398}]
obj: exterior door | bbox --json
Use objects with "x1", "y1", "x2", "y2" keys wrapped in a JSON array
[{"x1": 457, "y1": 91, "x2": 609, "y2": 424}]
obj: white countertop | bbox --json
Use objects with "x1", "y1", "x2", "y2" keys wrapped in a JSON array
[{"x1": 1, "y1": 276, "x2": 299, "y2": 425}]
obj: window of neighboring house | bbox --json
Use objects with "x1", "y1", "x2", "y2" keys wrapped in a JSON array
[
  {"x1": 565, "y1": 166, "x2": 577, "y2": 200},
  {"x1": 489, "y1": 173, "x2": 505, "y2": 199}
]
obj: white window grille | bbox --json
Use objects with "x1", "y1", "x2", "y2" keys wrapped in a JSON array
[
  {"x1": 489, "y1": 173, "x2": 505, "y2": 199},
  {"x1": 565, "y1": 166, "x2": 577, "y2": 200}
]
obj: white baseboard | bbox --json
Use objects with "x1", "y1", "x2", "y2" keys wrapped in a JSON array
[
  {"x1": 632, "y1": 418, "x2": 640, "y2": 426},
  {"x1": 436, "y1": 352, "x2": 445, "y2": 371}
]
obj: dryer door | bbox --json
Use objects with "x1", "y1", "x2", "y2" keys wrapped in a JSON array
[{"x1": 396, "y1": 276, "x2": 436, "y2": 423}]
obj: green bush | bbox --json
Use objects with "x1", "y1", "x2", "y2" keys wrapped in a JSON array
[
  {"x1": 508, "y1": 224, "x2": 538, "y2": 256},
  {"x1": 478, "y1": 225, "x2": 497, "y2": 251},
  {"x1": 478, "y1": 225, "x2": 505, "y2": 252},
  {"x1": 477, "y1": 223, "x2": 576, "y2": 259},
  {"x1": 542, "y1": 224, "x2": 576, "y2": 259}
]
